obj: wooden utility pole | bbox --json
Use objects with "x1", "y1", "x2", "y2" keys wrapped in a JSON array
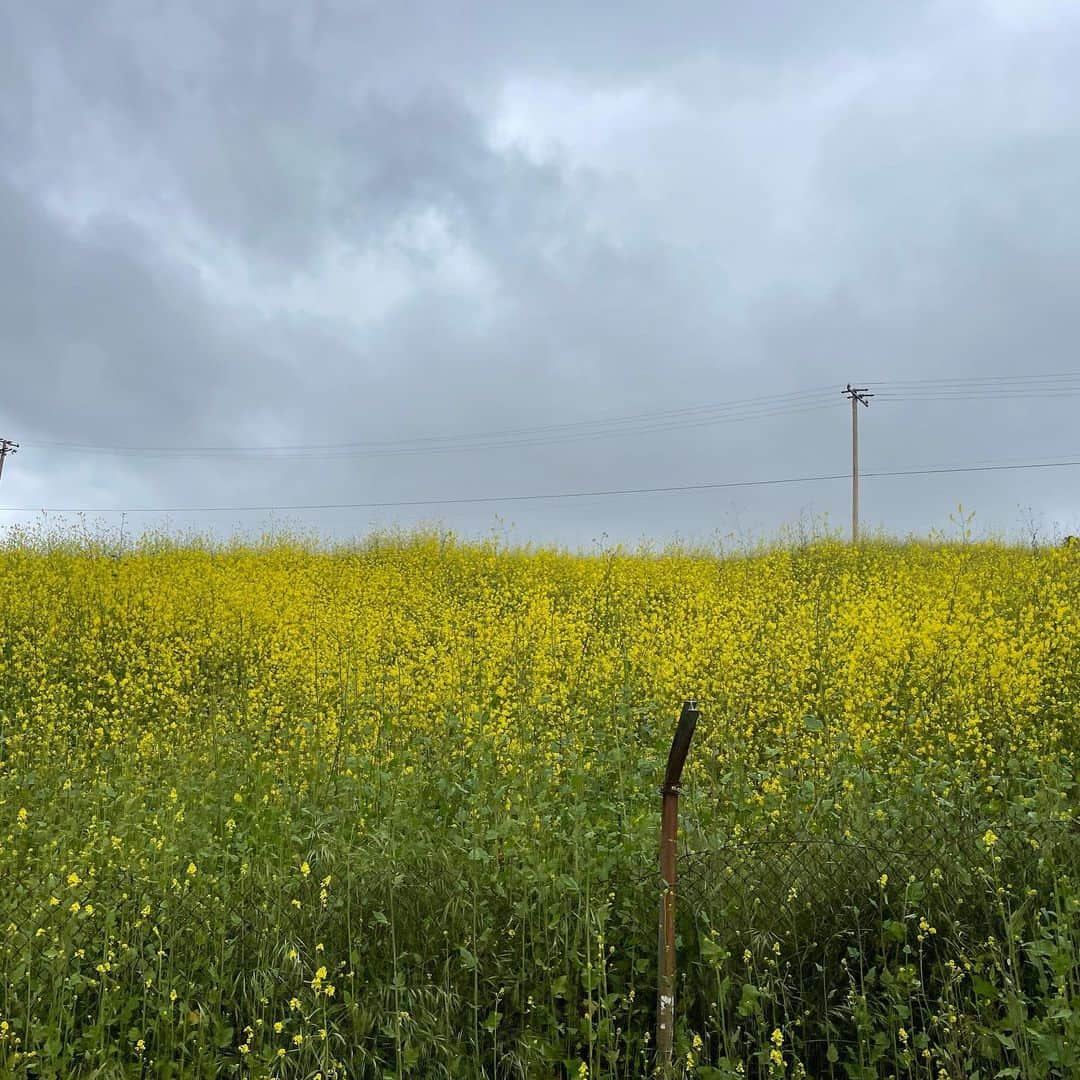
[
  {"x1": 657, "y1": 699, "x2": 700, "y2": 1072},
  {"x1": 842, "y1": 386, "x2": 872, "y2": 542},
  {"x1": 0, "y1": 438, "x2": 17, "y2": 484}
]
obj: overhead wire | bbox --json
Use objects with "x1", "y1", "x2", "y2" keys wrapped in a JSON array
[
  {"x1": 852, "y1": 371, "x2": 1080, "y2": 406},
  {"x1": 22, "y1": 398, "x2": 842, "y2": 463},
  {"x1": 17, "y1": 373, "x2": 1080, "y2": 461},
  {"x1": 875, "y1": 392, "x2": 1080, "y2": 403},
  {"x1": 7, "y1": 373, "x2": 1080, "y2": 516},
  {"x1": 869, "y1": 372, "x2": 1080, "y2": 387},
  {"x1": 19, "y1": 372, "x2": 1080, "y2": 459},
  {"x1": 5, "y1": 456, "x2": 1080, "y2": 516},
  {"x1": 22, "y1": 386, "x2": 840, "y2": 459}
]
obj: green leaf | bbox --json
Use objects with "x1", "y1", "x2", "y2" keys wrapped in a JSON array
[
  {"x1": 700, "y1": 935, "x2": 728, "y2": 962},
  {"x1": 697, "y1": 1065, "x2": 744, "y2": 1080},
  {"x1": 737, "y1": 982, "x2": 762, "y2": 1018}
]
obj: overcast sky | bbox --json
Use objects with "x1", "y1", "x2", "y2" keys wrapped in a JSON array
[{"x1": 2, "y1": 0, "x2": 1079, "y2": 548}]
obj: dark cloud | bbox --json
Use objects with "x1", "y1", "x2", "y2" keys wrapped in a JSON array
[{"x1": 2, "y1": 1, "x2": 1080, "y2": 545}]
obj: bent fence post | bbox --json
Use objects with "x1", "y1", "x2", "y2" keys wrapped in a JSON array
[{"x1": 657, "y1": 698, "x2": 700, "y2": 1070}]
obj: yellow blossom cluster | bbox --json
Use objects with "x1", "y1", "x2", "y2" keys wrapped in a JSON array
[
  {"x1": 0, "y1": 532, "x2": 1076, "y2": 1075},
  {"x1": 1, "y1": 535, "x2": 1075, "y2": 778}
]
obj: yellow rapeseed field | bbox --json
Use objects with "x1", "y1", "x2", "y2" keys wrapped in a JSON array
[{"x1": 1, "y1": 532, "x2": 1078, "y2": 1077}]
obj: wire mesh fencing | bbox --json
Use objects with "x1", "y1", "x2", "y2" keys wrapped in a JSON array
[{"x1": 652, "y1": 778, "x2": 1080, "y2": 1078}]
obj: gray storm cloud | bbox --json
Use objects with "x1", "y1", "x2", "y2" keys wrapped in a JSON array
[{"x1": 2, "y1": 0, "x2": 1079, "y2": 545}]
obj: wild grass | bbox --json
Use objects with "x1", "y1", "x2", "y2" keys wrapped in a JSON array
[{"x1": 0, "y1": 532, "x2": 1077, "y2": 1077}]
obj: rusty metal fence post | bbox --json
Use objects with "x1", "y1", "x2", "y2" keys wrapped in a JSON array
[{"x1": 657, "y1": 699, "x2": 699, "y2": 1070}]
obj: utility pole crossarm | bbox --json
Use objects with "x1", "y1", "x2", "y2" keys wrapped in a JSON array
[
  {"x1": 842, "y1": 387, "x2": 873, "y2": 543},
  {"x1": 0, "y1": 438, "x2": 18, "y2": 484},
  {"x1": 843, "y1": 385, "x2": 874, "y2": 409}
]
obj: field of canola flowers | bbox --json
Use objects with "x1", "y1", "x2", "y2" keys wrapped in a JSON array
[{"x1": 1, "y1": 530, "x2": 1079, "y2": 1078}]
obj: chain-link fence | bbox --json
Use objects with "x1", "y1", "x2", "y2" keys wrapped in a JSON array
[{"x1": 652, "y1": 778, "x2": 1080, "y2": 1076}]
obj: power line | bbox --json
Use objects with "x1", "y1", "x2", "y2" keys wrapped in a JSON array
[
  {"x1": 22, "y1": 386, "x2": 840, "y2": 459},
  {"x1": 10, "y1": 368, "x2": 1080, "y2": 465},
  {"x1": 5, "y1": 456, "x2": 1080, "y2": 516},
  {"x1": 18, "y1": 372, "x2": 1080, "y2": 462},
  {"x1": 871, "y1": 372, "x2": 1080, "y2": 387},
  {"x1": 864, "y1": 372, "x2": 1080, "y2": 406},
  {"x1": 21, "y1": 399, "x2": 842, "y2": 463},
  {"x1": 876, "y1": 390, "x2": 1080, "y2": 403}
]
